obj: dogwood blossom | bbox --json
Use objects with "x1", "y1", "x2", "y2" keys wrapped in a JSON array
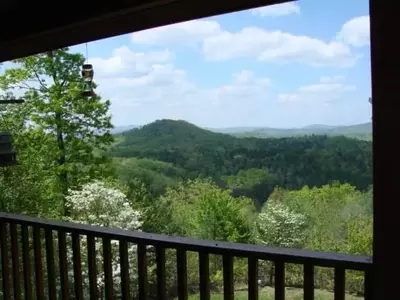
[
  {"x1": 65, "y1": 180, "x2": 142, "y2": 230},
  {"x1": 64, "y1": 181, "x2": 143, "y2": 296},
  {"x1": 257, "y1": 200, "x2": 306, "y2": 248}
]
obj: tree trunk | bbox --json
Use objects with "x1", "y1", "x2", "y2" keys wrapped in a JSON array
[
  {"x1": 48, "y1": 50, "x2": 69, "y2": 216},
  {"x1": 269, "y1": 264, "x2": 274, "y2": 286},
  {"x1": 55, "y1": 112, "x2": 68, "y2": 215}
]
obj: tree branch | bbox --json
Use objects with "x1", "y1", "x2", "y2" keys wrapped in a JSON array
[
  {"x1": 8, "y1": 83, "x2": 41, "y2": 92},
  {"x1": 31, "y1": 68, "x2": 49, "y2": 92}
]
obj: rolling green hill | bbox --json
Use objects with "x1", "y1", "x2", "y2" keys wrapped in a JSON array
[
  {"x1": 116, "y1": 119, "x2": 236, "y2": 152},
  {"x1": 115, "y1": 122, "x2": 372, "y2": 140},
  {"x1": 109, "y1": 119, "x2": 372, "y2": 200}
]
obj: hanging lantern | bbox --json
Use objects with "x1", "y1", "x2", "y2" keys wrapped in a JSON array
[
  {"x1": 81, "y1": 64, "x2": 96, "y2": 97},
  {"x1": 0, "y1": 132, "x2": 17, "y2": 167}
]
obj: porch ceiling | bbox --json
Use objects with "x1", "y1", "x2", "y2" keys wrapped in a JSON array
[{"x1": 0, "y1": 0, "x2": 291, "y2": 63}]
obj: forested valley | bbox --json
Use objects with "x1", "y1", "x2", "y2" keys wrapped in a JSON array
[{"x1": 0, "y1": 48, "x2": 372, "y2": 299}]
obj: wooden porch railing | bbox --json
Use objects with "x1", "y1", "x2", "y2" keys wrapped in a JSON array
[{"x1": 0, "y1": 212, "x2": 372, "y2": 300}]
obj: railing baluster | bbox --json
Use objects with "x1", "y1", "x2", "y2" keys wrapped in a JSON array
[
  {"x1": 119, "y1": 239, "x2": 130, "y2": 300},
  {"x1": 199, "y1": 252, "x2": 210, "y2": 300},
  {"x1": 103, "y1": 237, "x2": 114, "y2": 300},
  {"x1": 248, "y1": 256, "x2": 258, "y2": 300},
  {"x1": 0, "y1": 213, "x2": 374, "y2": 300},
  {"x1": 45, "y1": 228, "x2": 56, "y2": 299},
  {"x1": 87, "y1": 235, "x2": 98, "y2": 300},
  {"x1": 33, "y1": 227, "x2": 44, "y2": 299},
  {"x1": 275, "y1": 260, "x2": 285, "y2": 300},
  {"x1": 223, "y1": 255, "x2": 234, "y2": 300},
  {"x1": 364, "y1": 267, "x2": 373, "y2": 300},
  {"x1": 156, "y1": 247, "x2": 166, "y2": 300},
  {"x1": 72, "y1": 232, "x2": 83, "y2": 300},
  {"x1": 0, "y1": 220, "x2": 10, "y2": 300},
  {"x1": 304, "y1": 264, "x2": 314, "y2": 300},
  {"x1": 21, "y1": 225, "x2": 32, "y2": 300},
  {"x1": 10, "y1": 223, "x2": 21, "y2": 300},
  {"x1": 138, "y1": 244, "x2": 148, "y2": 300},
  {"x1": 58, "y1": 231, "x2": 68, "y2": 300},
  {"x1": 334, "y1": 267, "x2": 345, "y2": 300},
  {"x1": 177, "y1": 248, "x2": 188, "y2": 300}
]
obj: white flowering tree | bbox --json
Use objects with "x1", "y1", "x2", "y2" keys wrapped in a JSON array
[
  {"x1": 257, "y1": 200, "x2": 306, "y2": 248},
  {"x1": 64, "y1": 181, "x2": 142, "y2": 298},
  {"x1": 256, "y1": 200, "x2": 306, "y2": 286}
]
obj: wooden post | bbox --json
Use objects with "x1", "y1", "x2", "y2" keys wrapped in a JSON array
[{"x1": 370, "y1": 0, "x2": 400, "y2": 298}]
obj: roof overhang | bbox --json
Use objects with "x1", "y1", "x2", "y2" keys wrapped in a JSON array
[{"x1": 0, "y1": 0, "x2": 291, "y2": 63}]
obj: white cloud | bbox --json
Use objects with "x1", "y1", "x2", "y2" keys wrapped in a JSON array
[
  {"x1": 251, "y1": 2, "x2": 300, "y2": 17},
  {"x1": 131, "y1": 18, "x2": 358, "y2": 68},
  {"x1": 90, "y1": 46, "x2": 172, "y2": 76},
  {"x1": 203, "y1": 27, "x2": 355, "y2": 67},
  {"x1": 278, "y1": 76, "x2": 356, "y2": 104},
  {"x1": 337, "y1": 16, "x2": 370, "y2": 47},
  {"x1": 211, "y1": 71, "x2": 270, "y2": 105},
  {"x1": 131, "y1": 20, "x2": 222, "y2": 46},
  {"x1": 91, "y1": 47, "x2": 271, "y2": 127}
]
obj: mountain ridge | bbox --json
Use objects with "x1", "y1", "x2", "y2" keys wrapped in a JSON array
[
  {"x1": 222, "y1": 122, "x2": 371, "y2": 140},
  {"x1": 113, "y1": 120, "x2": 372, "y2": 140},
  {"x1": 109, "y1": 119, "x2": 372, "y2": 196}
]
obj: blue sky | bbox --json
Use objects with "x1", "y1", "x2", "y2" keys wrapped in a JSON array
[{"x1": 69, "y1": 0, "x2": 370, "y2": 128}]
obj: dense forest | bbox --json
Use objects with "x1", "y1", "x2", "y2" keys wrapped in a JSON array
[
  {"x1": 110, "y1": 119, "x2": 372, "y2": 206},
  {"x1": 0, "y1": 48, "x2": 372, "y2": 299}
]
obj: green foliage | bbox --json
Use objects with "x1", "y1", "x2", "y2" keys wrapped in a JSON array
[
  {"x1": 0, "y1": 98, "x2": 60, "y2": 217},
  {"x1": 265, "y1": 183, "x2": 372, "y2": 293},
  {"x1": 344, "y1": 215, "x2": 372, "y2": 255},
  {"x1": 161, "y1": 179, "x2": 255, "y2": 243},
  {"x1": 126, "y1": 178, "x2": 182, "y2": 236},
  {"x1": 224, "y1": 168, "x2": 277, "y2": 208},
  {"x1": 114, "y1": 157, "x2": 185, "y2": 198},
  {"x1": 193, "y1": 185, "x2": 255, "y2": 243},
  {"x1": 0, "y1": 49, "x2": 114, "y2": 214},
  {"x1": 277, "y1": 182, "x2": 372, "y2": 253}
]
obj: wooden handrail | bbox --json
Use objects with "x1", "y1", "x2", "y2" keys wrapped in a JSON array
[
  {"x1": 0, "y1": 212, "x2": 374, "y2": 300},
  {"x1": 0, "y1": 212, "x2": 372, "y2": 270}
]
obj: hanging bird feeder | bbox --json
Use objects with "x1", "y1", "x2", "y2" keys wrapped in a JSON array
[
  {"x1": 0, "y1": 98, "x2": 24, "y2": 167},
  {"x1": 0, "y1": 132, "x2": 17, "y2": 167},
  {"x1": 81, "y1": 63, "x2": 96, "y2": 97}
]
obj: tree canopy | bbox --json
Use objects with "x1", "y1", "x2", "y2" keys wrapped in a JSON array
[{"x1": 0, "y1": 48, "x2": 114, "y2": 214}]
